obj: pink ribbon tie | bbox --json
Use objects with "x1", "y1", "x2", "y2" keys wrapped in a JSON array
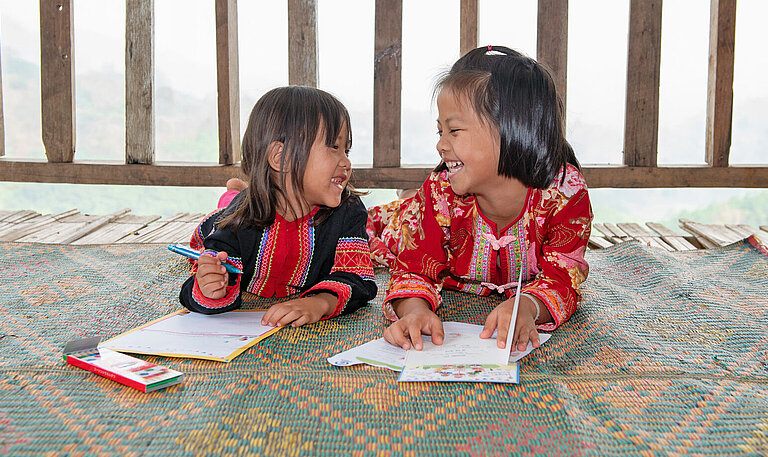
[{"x1": 482, "y1": 233, "x2": 515, "y2": 250}]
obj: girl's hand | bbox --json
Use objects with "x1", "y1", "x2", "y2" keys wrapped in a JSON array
[
  {"x1": 383, "y1": 298, "x2": 444, "y2": 350},
  {"x1": 261, "y1": 293, "x2": 336, "y2": 328},
  {"x1": 480, "y1": 296, "x2": 541, "y2": 351},
  {"x1": 195, "y1": 251, "x2": 230, "y2": 299}
]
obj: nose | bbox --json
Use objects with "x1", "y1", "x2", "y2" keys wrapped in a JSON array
[
  {"x1": 436, "y1": 134, "x2": 448, "y2": 156},
  {"x1": 341, "y1": 154, "x2": 351, "y2": 170}
]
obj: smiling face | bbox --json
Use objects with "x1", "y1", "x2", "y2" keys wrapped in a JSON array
[
  {"x1": 436, "y1": 88, "x2": 501, "y2": 197},
  {"x1": 301, "y1": 123, "x2": 352, "y2": 209}
]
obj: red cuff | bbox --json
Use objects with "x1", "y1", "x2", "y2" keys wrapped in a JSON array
[{"x1": 302, "y1": 280, "x2": 352, "y2": 319}]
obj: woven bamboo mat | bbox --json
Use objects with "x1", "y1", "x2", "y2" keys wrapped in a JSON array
[{"x1": 1, "y1": 238, "x2": 767, "y2": 456}]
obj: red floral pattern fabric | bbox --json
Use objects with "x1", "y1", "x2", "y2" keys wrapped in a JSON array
[{"x1": 367, "y1": 165, "x2": 592, "y2": 330}]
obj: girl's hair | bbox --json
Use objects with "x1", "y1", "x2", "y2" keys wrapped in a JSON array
[
  {"x1": 435, "y1": 45, "x2": 580, "y2": 189},
  {"x1": 219, "y1": 86, "x2": 354, "y2": 230}
]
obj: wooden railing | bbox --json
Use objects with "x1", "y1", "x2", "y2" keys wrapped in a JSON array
[{"x1": 0, "y1": 0, "x2": 766, "y2": 189}]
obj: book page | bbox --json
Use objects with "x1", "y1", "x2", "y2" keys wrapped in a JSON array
[{"x1": 100, "y1": 310, "x2": 279, "y2": 362}]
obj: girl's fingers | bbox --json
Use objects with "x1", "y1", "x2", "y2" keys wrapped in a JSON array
[
  {"x1": 290, "y1": 313, "x2": 311, "y2": 328},
  {"x1": 427, "y1": 319, "x2": 445, "y2": 345},
  {"x1": 408, "y1": 324, "x2": 424, "y2": 351},
  {"x1": 529, "y1": 328, "x2": 541, "y2": 348},
  {"x1": 480, "y1": 309, "x2": 498, "y2": 339},
  {"x1": 276, "y1": 309, "x2": 303, "y2": 327}
]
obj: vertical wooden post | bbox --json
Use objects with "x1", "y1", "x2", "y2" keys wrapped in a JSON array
[
  {"x1": 705, "y1": 0, "x2": 736, "y2": 167},
  {"x1": 623, "y1": 0, "x2": 662, "y2": 167},
  {"x1": 125, "y1": 0, "x2": 155, "y2": 165},
  {"x1": 537, "y1": 0, "x2": 569, "y2": 111},
  {"x1": 40, "y1": 0, "x2": 75, "y2": 163},
  {"x1": 460, "y1": 0, "x2": 478, "y2": 57},
  {"x1": 216, "y1": 0, "x2": 240, "y2": 165},
  {"x1": 288, "y1": 0, "x2": 318, "y2": 87},
  {"x1": 0, "y1": 39, "x2": 4, "y2": 157},
  {"x1": 373, "y1": 0, "x2": 402, "y2": 168}
]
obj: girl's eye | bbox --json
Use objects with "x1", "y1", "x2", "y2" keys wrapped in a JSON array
[
  {"x1": 344, "y1": 149, "x2": 350, "y2": 157},
  {"x1": 436, "y1": 130, "x2": 443, "y2": 136},
  {"x1": 450, "y1": 129, "x2": 460, "y2": 135}
]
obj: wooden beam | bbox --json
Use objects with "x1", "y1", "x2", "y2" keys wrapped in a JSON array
[
  {"x1": 215, "y1": 0, "x2": 241, "y2": 165},
  {"x1": 0, "y1": 36, "x2": 4, "y2": 157},
  {"x1": 373, "y1": 0, "x2": 402, "y2": 168},
  {"x1": 125, "y1": 0, "x2": 155, "y2": 165},
  {"x1": 288, "y1": 0, "x2": 318, "y2": 87},
  {"x1": 537, "y1": 0, "x2": 569, "y2": 109},
  {"x1": 39, "y1": 0, "x2": 75, "y2": 163},
  {"x1": 705, "y1": 0, "x2": 736, "y2": 167},
  {"x1": 2, "y1": 160, "x2": 768, "y2": 188},
  {"x1": 460, "y1": 0, "x2": 478, "y2": 57},
  {"x1": 623, "y1": 0, "x2": 662, "y2": 167}
]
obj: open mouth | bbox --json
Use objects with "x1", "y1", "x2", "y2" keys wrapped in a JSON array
[
  {"x1": 330, "y1": 176, "x2": 346, "y2": 190},
  {"x1": 444, "y1": 160, "x2": 464, "y2": 176}
]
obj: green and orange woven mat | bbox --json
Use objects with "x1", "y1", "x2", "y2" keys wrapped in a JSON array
[{"x1": 1, "y1": 237, "x2": 767, "y2": 456}]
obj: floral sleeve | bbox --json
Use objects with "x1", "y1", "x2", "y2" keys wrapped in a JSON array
[
  {"x1": 523, "y1": 166, "x2": 592, "y2": 330},
  {"x1": 382, "y1": 173, "x2": 453, "y2": 320}
]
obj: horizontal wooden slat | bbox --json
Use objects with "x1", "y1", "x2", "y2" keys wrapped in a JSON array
[{"x1": 2, "y1": 159, "x2": 768, "y2": 188}]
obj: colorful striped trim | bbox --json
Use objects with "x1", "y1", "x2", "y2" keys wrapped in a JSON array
[
  {"x1": 192, "y1": 273, "x2": 241, "y2": 309},
  {"x1": 522, "y1": 287, "x2": 565, "y2": 332},
  {"x1": 331, "y1": 237, "x2": 375, "y2": 279},
  {"x1": 303, "y1": 280, "x2": 352, "y2": 318},
  {"x1": 384, "y1": 275, "x2": 441, "y2": 313}
]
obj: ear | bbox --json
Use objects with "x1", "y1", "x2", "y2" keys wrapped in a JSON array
[{"x1": 265, "y1": 141, "x2": 287, "y2": 173}]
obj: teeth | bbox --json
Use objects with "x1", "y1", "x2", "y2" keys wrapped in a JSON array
[{"x1": 445, "y1": 160, "x2": 464, "y2": 171}]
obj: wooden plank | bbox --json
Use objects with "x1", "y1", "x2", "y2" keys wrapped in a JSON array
[
  {"x1": 40, "y1": 0, "x2": 76, "y2": 163},
  {"x1": 373, "y1": 0, "x2": 402, "y2": 168},
  {"x1": 645, "y1": 222, "x2": 697, "y2": 250},
  {"x1": 216, "y1": 0, "x2": 241, "y2": 165},
  {"x1": 0, "y1": 36, "x2": 4, "y2": 157},
  {"x1": 705, "y1": 0, "x2": 736, "y2": 167},
  {"x1": 761, "y1": 226, "x2": 768, "y2": 233},
  {"x1": 616, "y1": 222, "x2": 653, "y2": 237},
  {"x1": 2, "y1": 210, "x2": 40, "y2": 224},
  {"x1": 288, "y1": 0, "x2": 318, "y2": 87},
  {"x1": 604, "y1": 223, "x2": 630, "y2": 239},
  {"x1": 459, "y1": 0, "x2": 478, "y2": 57},
  {"x1": 126, "y1": 0, "x2": 155, "y2": 164},
  {"x1": 645, "y1": 221, "x2": 679, "y2": 237},
  {"x1": 57, "y1": 209, "x2": 131, "y2": 244},
  {"x1": 537, "y1": 0, "x2": 568, "y2": 108},
  {"x1": 680, "y1": 219, "x2": 742, "y2": 246},
  {"x1": 724, "y1": 223, "x2": 754, "y2": 238},
  {"x1": 591, "y1": 223, "x2": 612, "y2": 238},
  {"x1": 73, "y1": 221, "x2": 148, "y2": 244},
  {"x1": 588, "y1": 236, "x2": 614, "y2": 249},
  {"x1": 1, "y1": 160, "x2": 768, "y2": 189},
  {"x1": 623, "y1": 0, "x2": 662, "y2": 167},
  {"x1": 15, "y1": 220, "x2": 88, "y2": 244},
  {"x1": 120, "y1": 213, "x2": 189, "y2": 243},
  {"x1": 0, "y1": 209, "x2": 79, "y2": 241},
  {"x1": 678, "y1": 226, "x2": 720, "y2": 249}
]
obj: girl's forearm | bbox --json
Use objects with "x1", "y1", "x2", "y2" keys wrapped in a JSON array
[{"x1": 391, "y1": 297, "x2": 432, "y2": 318}]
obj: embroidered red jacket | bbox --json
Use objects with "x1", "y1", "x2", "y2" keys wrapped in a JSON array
[
  {"x1": 180, "y1": 194, "x2": 377, "y2": 318},
  {"x1": 367, "y1": 165, "x2": 592, "y2": 331}
]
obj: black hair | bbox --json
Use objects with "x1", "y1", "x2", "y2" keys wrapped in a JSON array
[
  {"x1": 219, "y1": 86, "x2": 354, "y2": 230},
  {"x1": 435, "y1": 45, "x2": 579, "y2": 188}
]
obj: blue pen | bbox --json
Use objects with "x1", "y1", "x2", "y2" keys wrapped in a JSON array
[{"x1": 167, "y1": 244, "x2": 243, "y2": 275}]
